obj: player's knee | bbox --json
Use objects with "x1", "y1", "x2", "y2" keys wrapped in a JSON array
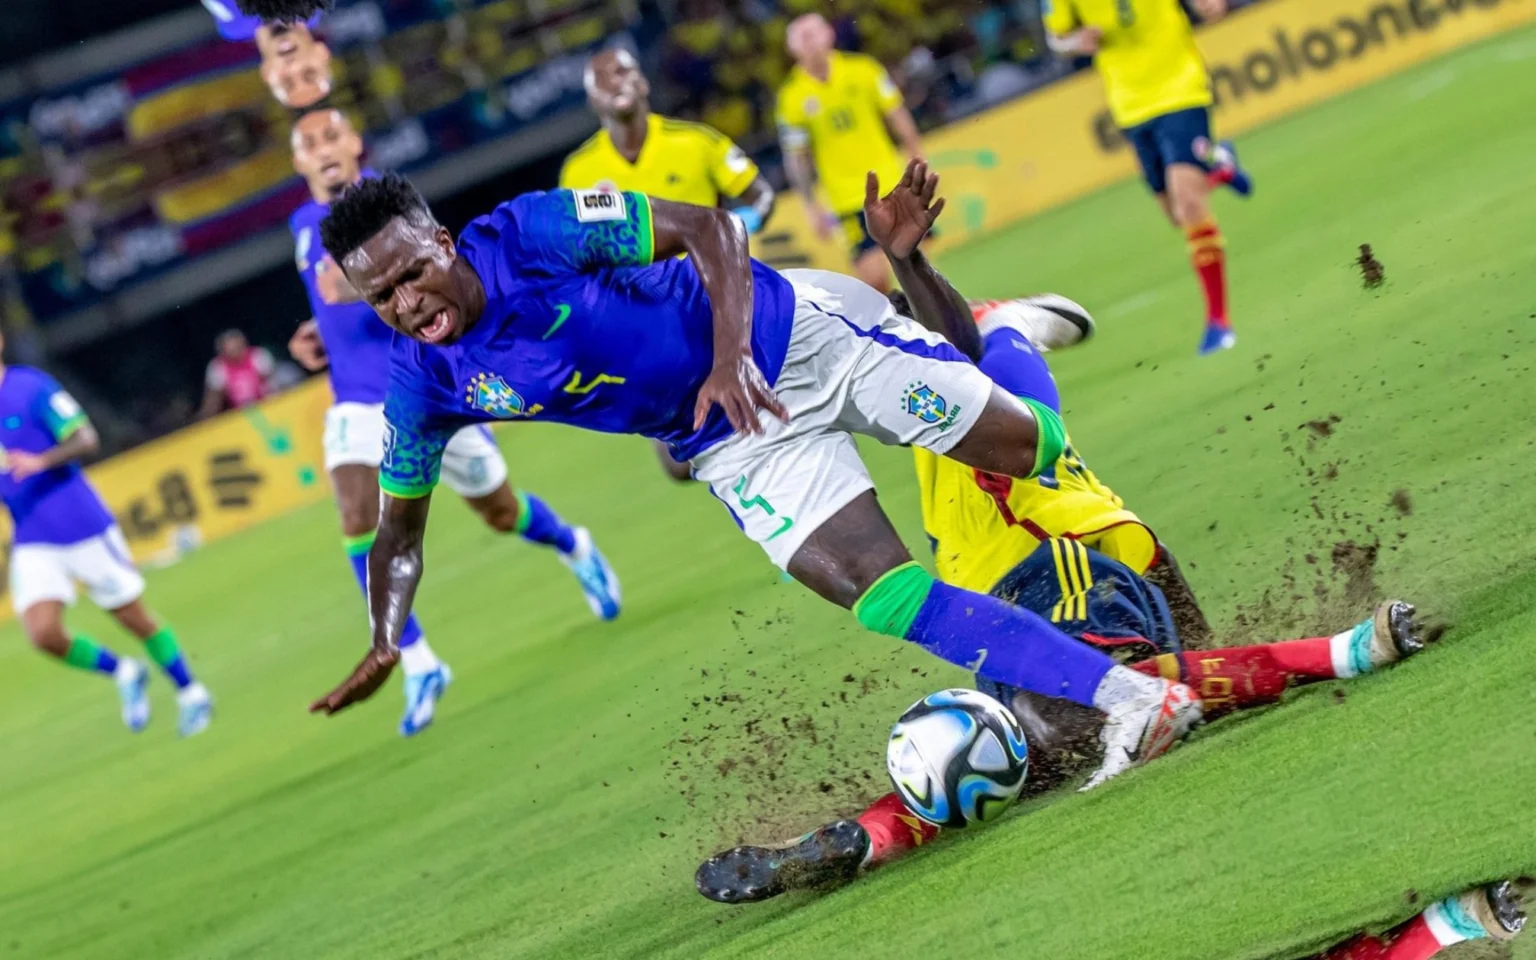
[
  {"x1": 1171, "y1": 190, "x2": 1211, "y2": 228},
  {"x1": 22, "y1": 610, "x2": 68, "y2": 655}
]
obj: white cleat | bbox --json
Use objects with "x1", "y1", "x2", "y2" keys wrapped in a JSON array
[
  {"x1": 176, "y1": 683, "x2": 213, "y2": 738},
  {"x1": 559, "y1": 527, "x2": 622, "y2": 620},
  {"x1": 1081, "y1": 679, "x2": 1202, "y2": 791},
  {"x1": 976, "y1": 294, "x2": 1095, "y2": 353},
  {"x1": 115, "y1": 659, "x2": 150, "y2": 732}
]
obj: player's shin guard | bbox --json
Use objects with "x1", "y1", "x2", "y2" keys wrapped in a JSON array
[
  {"x1": 857, "y1": 792, "x2": 940, "y2": 866},
  {"x1": 853, "y1": 561, "x2": 1121, "y2": 708},
  {"x1": 1186, "y1": 219, "x2": 1229, "y2": 329},
  {"x1": 345, "y1": 532, "x2": 426, "y2": 649},
  {"x1": 513, "y1": 490, "x2": 578, "y2": 554}
]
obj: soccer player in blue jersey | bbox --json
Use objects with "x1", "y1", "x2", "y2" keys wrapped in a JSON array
[
  {"x1": 304, "y1": 159, "x2": 1205, "y2": 788},
  {"x1": 0, "y1": 338, "x2": 212, "y2": 736},
  {"x1": 286, "y1": 105, "x2": 620, "y2": 736}
]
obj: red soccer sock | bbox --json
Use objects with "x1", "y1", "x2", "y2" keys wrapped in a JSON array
[
  {"x1": 1131, "y1": 638, "x2": 1336, "y2": 719},
  {"x1": 856, "y1": 792, "x2": 940, "y2": 866},
  {"x1": 1186, "y1": 219, "x2": 1229, "y2": 328},
  {"x1": 1317, "y1": 916, "x2": 1448, "y2": 960}
]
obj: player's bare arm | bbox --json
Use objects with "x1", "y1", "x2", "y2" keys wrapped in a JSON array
[
  {"x1": 288, "y1": 319, "x2": 329, "y2": 371},
  {"x1": 864, "y1": 161, "x2": 981, "y2": 361},
  {"x1": 1190, "y1": 0, "x2": 1228, "y2": 22},
  {"x1": 883, "y1": 105, "x2": 924, "y2": 161},
  {"x1": 1046, "y1": 26, "x2": 1101, "y2": 55},
  {"x1": 782, "y1": 145, "x2": 834, "y2": 240},
  {"x1": 728, "y1": 175, "x2": 777, "y2": 234},
  {"x1": 646, "y1": 197, "x2": 790, "y2": 433},
  {"x1": 308, "y1": 491, "x2": 428, "y2": 714},
  {"x1": 8, "y1": 421, "x2": 99, "y2": 481}
]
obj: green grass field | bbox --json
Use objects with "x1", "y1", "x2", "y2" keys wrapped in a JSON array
[{"x1": 4, "y1": 28, "x2": 1536, "y2": 960}]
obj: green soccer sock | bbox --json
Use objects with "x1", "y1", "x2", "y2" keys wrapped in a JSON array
[
  {"x1": 143, "y1": 626, "x2": 194, "y2": 690},
  {"x1": 62, "y1": 636, "x2": 120, "y2": 676}
]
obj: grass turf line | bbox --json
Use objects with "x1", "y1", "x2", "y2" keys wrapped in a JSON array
[{"x1": 1, "y1": 26, "x2": 1535, "y2": 960}]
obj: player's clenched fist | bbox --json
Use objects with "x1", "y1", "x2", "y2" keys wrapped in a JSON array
[{"x1": 310, "y1": 648, "x2": 399, "y2": 715}]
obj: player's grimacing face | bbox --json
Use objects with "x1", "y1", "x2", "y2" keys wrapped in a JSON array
[
  {"x1": 342, "y1": 219, "x2": 466, "y2": 346},
  {"x1": 292, "y1": 111, "x2": 361, "y2": 195}
]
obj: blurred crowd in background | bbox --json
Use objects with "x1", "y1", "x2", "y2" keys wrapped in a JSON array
[{"x1": 0, "y1": 0, "x2": 1259, "y2": 455}]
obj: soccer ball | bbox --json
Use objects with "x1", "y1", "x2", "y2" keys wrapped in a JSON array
[{"x1": 885, "y1": 688, "x2": 1029, "y2": 829}]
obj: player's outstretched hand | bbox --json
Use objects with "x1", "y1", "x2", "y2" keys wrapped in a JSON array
[
  {"x1": 309, "y1": 647, "x2": 399, "y2": 716},
  {"x1": 695, "y1": 355, "x2": 789, "y2": 435},
  {"x1": 864, "y1": 159, "x2": 945, "y2": 260}
]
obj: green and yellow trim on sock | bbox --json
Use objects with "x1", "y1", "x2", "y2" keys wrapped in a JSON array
[
  {"x1": 1018, "y1": 397, "x2": 1065, "y2": 479},
  {"x1": 343, "y1": 531, "x2": 377, "y2": 557}
]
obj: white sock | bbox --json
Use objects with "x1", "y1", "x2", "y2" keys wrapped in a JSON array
[
  {"x1": 1091, "y1": 665, "x2": 1164, "y2": 714},
  {"x1": 1328, "y1": 620, "x2": 1373, "y2": 679},
  {"x1": 176, "y1": 681, "x2": 209, "y2": 705},
  {"x1": 114, "y1": 659, "x2": 139, "y2": 683},
  {"x1": 399, "y1": 638, "x2": 441, "y2": 676},
  {"x1": 1423, "y1": 893, "x2": 1489, "y2": 945}
]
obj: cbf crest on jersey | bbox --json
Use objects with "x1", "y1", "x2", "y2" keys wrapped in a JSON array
[
  {"x1": 902, "y1": 381, "x2": 961, "y2": 431},
  {"x1": 466, "y1": 373, "x2": 541, "y2": 418}
]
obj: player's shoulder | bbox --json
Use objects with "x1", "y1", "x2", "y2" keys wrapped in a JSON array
[
  {"x1": 835, "y1": 50, "x2": 884, "y2": 76},
  {"x1": 655, "y1": 115, "x2": 730, "y2": 147},
  {"x1": 5, "y1": 365, "x2": 58, "y2": 400}
]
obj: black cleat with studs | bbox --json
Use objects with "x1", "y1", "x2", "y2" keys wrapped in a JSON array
[{"x1": 695, "y1": 820, "x2": 871, "y2": 903}]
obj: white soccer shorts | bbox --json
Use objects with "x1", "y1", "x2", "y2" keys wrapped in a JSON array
[
  {"x1": 10, "y1": 525, "x2": 146, "y2": 613},
  {"x1": 323, "y1": 401, "x2": 508, "y2": 498},
  {"x1": 691, "y1": 268, "x2": 994, "y2": 570}
]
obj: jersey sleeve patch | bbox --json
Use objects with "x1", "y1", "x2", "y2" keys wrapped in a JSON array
[
  {"x1": 44, "y1": 390, "x2": 88, "y2": 441},
  {"x1": 573, "y1": 189, "x2": 627, "y2": 222}
]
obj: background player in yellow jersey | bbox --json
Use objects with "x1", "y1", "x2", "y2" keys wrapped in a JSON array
[
  {"x1": 1043, "y1": 0, "x2": 1253, "y2": 355},
  {"x1": 777, "y1": 14, "x2": 923, "y2": 294},
  {"x1": 561, "y1": 48, "x2": 776, "y2": 235}
]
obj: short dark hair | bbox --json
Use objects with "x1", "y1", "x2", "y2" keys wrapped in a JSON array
[
  {"x1": 237, "y1": 0, "x2": 331, "y2": 21},
  {"x1": 320, "y1": 173, "x2": 435, "y2": 262}
]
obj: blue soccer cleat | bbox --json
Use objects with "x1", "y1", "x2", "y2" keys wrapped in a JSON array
[
  {"x1": 116, "y1": 659, "x2": 151, "y2": 732},
  {"x1": 1196, "y1": 137, "x2": 1253, "y2": 198},
  {"x1": 1198, "y1": 323, "x2": 1237, "y2": 355},
  {"x1": 176, "y1": 683, "x2": 214, "y2": 738},
  {"x1": 560, "y1": 527, "x2": 622, "y2": 620},
  {"x1": 400, "y1": 663, "x2": 453, "y2": 737}
]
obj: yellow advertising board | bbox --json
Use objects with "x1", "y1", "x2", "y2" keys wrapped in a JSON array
[
  {"x1": 751, "y1": 0, "x2": 1536, "y2": 267},
  {"x1": 0, "y1": 380, "x2": 334, "y2": 618}
]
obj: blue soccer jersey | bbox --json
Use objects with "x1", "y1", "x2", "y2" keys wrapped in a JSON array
[
  {"x1": 379, "y1": 189, "x2": 796, "y2": 498},
  {"x1": 291, "y1": 179, "x2": 393, "y2": 405},
  {"x1": 0, "y1": 367, "x2": 116, "y2": 546}
]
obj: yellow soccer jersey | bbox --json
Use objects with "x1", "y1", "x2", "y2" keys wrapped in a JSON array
[
  {"x1": 559, "y1": 114, "x2": 760, "y2": 207},
  {"x1": 1042, "y1": 0, "x2": 1211, "y2": 128},
  {"x1": 914, "y1": 441, "x2": 1157, "y2": 595},
  {"x1": 776, "y1": 51, "x2": 908, "y2": 216}
]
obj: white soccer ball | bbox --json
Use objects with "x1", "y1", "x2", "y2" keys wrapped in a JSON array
[{"x1": 886, "y1": 688, "x2": 1029, "y2": 829}]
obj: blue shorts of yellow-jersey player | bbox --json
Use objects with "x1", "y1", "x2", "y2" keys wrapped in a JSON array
[{"x1": 1121, "y1": 106, "x2": 1212, "y2": 196}]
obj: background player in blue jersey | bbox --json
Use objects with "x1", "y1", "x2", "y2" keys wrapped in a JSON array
[
  {"x1": 0, "y1": 336, "x2": 212, "y2": 736},
  {"x1": 285, "y1": 105, "x2": 621, "y2": 736},
  {"x1": 304, "y1": 161, "x2": 1206, "y2": 789}
]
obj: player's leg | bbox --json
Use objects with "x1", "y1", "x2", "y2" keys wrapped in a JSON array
[
  {"x1": 441, "y1": 425, "x2": 620, "y2": 620},
  {"x1": 14, "y1": 543, "x2": 150, "y2": 731},
  {"x1": 1130, "y1": 601, "x2": 1426, "y2": 720},
  {"x1": 1157, "y1": 109, "x2": 1236, "y2": 355},
  {"x1": 325, "y1": 402, "x2": 443, "y2": 735},
  {"x1": 1138, "y1": 543, "x2": 1216, "y2": 650},
  {"x1": 694, "y1": 281, "x2": 1197, "y2": 789},
  {"x1": 67, "y1": 525, "x2": 212, "y2": 736},
  {"x1": 1315, "y1": 882, "x2": 1526, "y2": 960}
]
